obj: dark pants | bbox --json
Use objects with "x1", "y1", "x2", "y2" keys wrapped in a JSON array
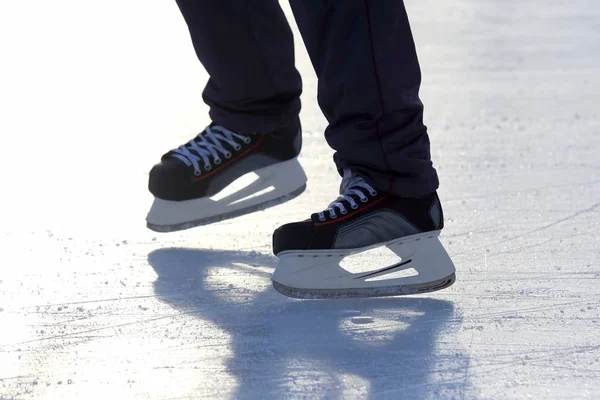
[{"x1": 175, "y1": 0, "x2": 439, "y2": 197}]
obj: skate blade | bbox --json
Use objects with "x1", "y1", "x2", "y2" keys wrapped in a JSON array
[
  {"x1": 146, "y1": 157, "x2": 307, "y2": 232},
  {"x1": 147, "y1": 184, "x2": 306, "y2": 232},
  {"x1": 273, "y1": 273, "x2": 455, "y2": 299},
  {"x1": 271, "y1": 232, "x2": 456, "y2": 300}
]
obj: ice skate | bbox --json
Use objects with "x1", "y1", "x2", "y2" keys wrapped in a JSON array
[
  {"x1": 147, "y1": 118, "x2": 307, "y2": 232},
  {"x1": 271, "y1": 170, "x2": 455, "y2": 299}
]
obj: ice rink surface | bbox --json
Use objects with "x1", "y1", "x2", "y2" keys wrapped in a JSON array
[{"x1": 0, "y1": 1, "x2": 599, "y2": 399}]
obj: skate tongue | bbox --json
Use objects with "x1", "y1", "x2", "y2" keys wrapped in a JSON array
[
  {"x1": 311, "y1": 170, "x2": 374, "y2": 222},
  {"x1": 191, "y1": 125, "x2": 228, "y2": 147},
  {"x1": 339, "y1": 169, "x2": 365, "y2": 194}
]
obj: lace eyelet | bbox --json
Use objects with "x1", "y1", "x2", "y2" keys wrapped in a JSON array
[
  {"x1": 234, "y1": 145, "x2": 242, "y2": 151},
  {"x1": 194, "y1": 170, "x2": 201, "y2": 177},
  {"x1": 351, "y1": 204, "x2": 359, "y2": 209},
  {"x1": 340, "y1": 209, "x2": 348, "y2": 215},
  {"x1": 243, "y1": 137, "x2": 252, "y2": 144},
  {"x1": 225, "y1": 152, "x2": 232, "y2": 159},
  {"x1": 204, "y1": 164, "x2": 212, "y2": 171},
  {"x1": 214, "y1": 158, "x2": 222, "y2": 165},
  {"x1": 369, "y1": 190, "x2": 378, "y2": 197},
  {"x1": 360, "y1": 197, "x2": 368, "y2": 203},
  {"x1": 318, "y1": 216, "x2": 326, "y2": 222}
]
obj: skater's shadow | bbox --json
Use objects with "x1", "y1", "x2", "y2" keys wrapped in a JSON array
[{"x1": 149, "y1": 248, "x2": 471, "y2": 399}]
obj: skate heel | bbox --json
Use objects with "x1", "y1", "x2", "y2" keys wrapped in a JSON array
[
  {"x1": 384, "y1": 233, "x2": 456, "y2": 293},
  {"x1": 255, "y1": 156, "x2": 307, "y2": 194}
]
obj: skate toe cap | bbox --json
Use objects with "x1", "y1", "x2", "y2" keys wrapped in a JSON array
[
  {"x1": 148, "y1": 159, "x2": 194, "y2": 201},
  {"x1": 272, "y1": 221, "x2": 315, "y2": 256}
]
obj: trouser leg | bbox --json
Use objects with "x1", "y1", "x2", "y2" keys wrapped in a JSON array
[
  {"x1": 176, "y1": 0, "x2": 302, "y2": 133},
  {"x1": 289, "y1": 0, "x2": 438, "y2": 197}
]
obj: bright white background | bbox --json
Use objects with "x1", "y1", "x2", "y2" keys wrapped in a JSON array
[{"x1": 0, "y1": 1, "x2": 599, "y2": 399}]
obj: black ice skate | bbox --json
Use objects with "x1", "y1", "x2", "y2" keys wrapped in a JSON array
[
  {"x1": 272, "y1": 170, "x2": 455, "y2": 299},
  {"x1": 147, "y1": 118, "x2": 306, "y2": 232}
]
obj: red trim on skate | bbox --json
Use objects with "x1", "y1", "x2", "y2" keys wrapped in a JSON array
[{"x1": 193, "y1": 135, "x2": 266, "y2": 182}]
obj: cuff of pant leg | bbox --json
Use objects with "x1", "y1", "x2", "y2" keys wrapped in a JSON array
[
  {"x1": 208, "y1": 103, "x2": 301, "y2": 134},
  {"x1": 349, "y1": 167, "x2": 440, "y2": 198},
  {"x1": 389, "y1": 175, "x2": 440, "y2": 198}
]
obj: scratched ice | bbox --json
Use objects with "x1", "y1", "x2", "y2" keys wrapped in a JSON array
[{"x1": 0, "y1": 1, "x2": 599, "y2": 399}]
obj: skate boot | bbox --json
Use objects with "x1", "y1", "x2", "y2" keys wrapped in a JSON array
[
  {"x1": 147, "y1": 118, "x2": 306, "y2": 232},
  {"x1": 272, "y1": 169, "x2": 455, "y2": 299}
]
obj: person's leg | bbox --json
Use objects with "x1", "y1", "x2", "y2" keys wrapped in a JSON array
[
  {"x1": 175, "y1": 0, "x2": 302, "y2": 133},
  {"x1": 289, "y1": 0, "x2": 438, "y2": 197},
  {"x1": 147, "y1": 1, "x2": 307, "y2": 232},
  {"x1": 272, "y1": 1, "x2": 454, "y2": 299}
]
